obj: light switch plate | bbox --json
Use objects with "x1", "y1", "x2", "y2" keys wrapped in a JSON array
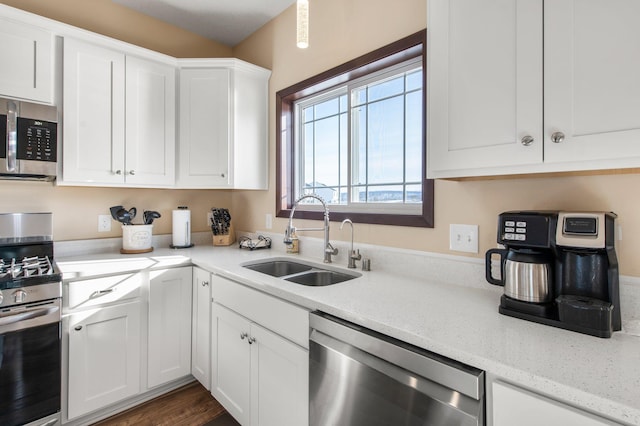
[{"x1": 450, "y1": 224, "x2": 479, "y2": 253}]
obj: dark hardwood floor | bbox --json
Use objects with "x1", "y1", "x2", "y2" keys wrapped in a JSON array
[{"x1": 93, "y1": 382, "x2": 234, "y2": 426}]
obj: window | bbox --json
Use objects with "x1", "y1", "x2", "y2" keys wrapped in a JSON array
[{"x1": 277, "y1": 30, "x2": 433, "y2": 227}]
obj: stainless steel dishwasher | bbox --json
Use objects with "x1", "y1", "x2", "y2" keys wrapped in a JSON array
[{"x1": 310, "y1": 312, "x2": 485, "y2": 426}]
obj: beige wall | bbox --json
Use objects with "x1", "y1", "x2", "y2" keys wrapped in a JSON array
[{"x1": 232, "y1": 0, "x2": 640, "y2": 277}]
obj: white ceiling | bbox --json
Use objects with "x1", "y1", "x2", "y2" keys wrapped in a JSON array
[{"x1": 112, "y1": 0, "x2": 296, "y2": 47}]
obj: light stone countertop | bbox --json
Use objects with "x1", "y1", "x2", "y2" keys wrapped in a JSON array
[{"x1": 56, "y1": 235, "x2": 640, "y2": 426}]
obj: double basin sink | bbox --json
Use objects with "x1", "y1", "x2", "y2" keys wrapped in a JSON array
[{"x1": 242, "y1": 257, "x2": 361, "y2": 286}]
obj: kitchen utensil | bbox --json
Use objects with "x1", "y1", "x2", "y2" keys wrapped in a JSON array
[
  {"x1": 128, "y1": 207, "x2": 137, "y2": 222},
  {"x1": 144, "y1": 210, "x2": 161, "y2": 225},
  {"x1": 110, "y1": 205, "x2": 124, "y2": 221},
  {"x1": 115, "y1": 208, "x2": 132, "y2": 225},
  {"x1": 211, "y1": 208, "x2": 231, "y2": 236}
]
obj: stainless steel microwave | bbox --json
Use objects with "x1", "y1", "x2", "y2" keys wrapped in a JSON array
[{"x1": 0, "y1": 97, "x2": 58, "y2": 181}]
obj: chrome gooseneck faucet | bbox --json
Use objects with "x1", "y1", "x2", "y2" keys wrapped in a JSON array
[
  {"x1": 284, "y1": 194, "x2": 338, "y2": 263},
  {"x1": 340, "y1": 218, "x2": 362, "y2": 268}
]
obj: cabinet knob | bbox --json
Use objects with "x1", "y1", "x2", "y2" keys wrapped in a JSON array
[
  {"x1": 248, "y1": 336, "x2": 256, "y2": 345},
  {"x1": 551, "y1": 132, "x2": 565, "y2": 143},
  {"x1": 240, "y1": 332, "x2": 248, "y2": 340},
  {"x1": 202, "y1": 281, "x2": 209, "y2": 286},
  {"x1": 129, "y1": 170, "x2": 136, "y2": 176},
  {"x1": 114, "y1": 170, "x2": 122, "y2": 175},
  {"x1": 521, "y1": 135, "x2": 534, "y2": 146}
]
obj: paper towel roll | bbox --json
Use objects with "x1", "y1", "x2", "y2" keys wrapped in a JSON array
[{"x1": 172, "y1": 207, "x2": 191, "y2": 247}]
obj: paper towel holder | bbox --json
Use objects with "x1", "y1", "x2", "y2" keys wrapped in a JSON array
[{"x1": 170, "y1": 206, "x2": 195, "y2": 249}]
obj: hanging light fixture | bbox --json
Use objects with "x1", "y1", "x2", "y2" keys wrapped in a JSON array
[{"x1": 297, "y1": 0, "x2": 309, "y2": 48}]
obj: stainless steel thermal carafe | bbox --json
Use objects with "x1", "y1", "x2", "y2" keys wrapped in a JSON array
[{"x1": 486, "y1": 248, "x2": 553, "y2": 303}]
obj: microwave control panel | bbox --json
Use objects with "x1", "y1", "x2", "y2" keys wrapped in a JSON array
[{"x1": 16, "y1": 117, "x2": 57, "y2": 162}]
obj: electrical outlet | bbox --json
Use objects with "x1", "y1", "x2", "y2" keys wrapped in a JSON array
[
  {"x1": 450, "y1": 224, "x2": 479, "y2": 253},
  {"x1": 98, "y1": 215, "x2": 111, "y2": 232},
  {"x1": 265, "y1": 213, "x2": 273, "y2": 229}
]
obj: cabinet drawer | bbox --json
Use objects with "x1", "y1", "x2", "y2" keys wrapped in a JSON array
[
  {"x1": 66, "y1": 272, "x2": 142, "y2": 310},
  {"x1": 212, "y1": 275, "x2": 309, "y2": 348}
]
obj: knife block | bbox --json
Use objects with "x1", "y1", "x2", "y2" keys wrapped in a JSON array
[{"x1": 213, "y1": 224, "x2": 235, "y2": 246}]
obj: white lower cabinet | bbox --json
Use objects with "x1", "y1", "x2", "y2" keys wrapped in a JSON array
[
  {"x1": 65, "y1": 266, "x2": 192, "y2": 421},
  {"x1": 67, "y1": 300, "x2": 141, "y2": 420},
  {"x1": 192, "y1": 266, "x2": 212, "y2": 389},
  {"x1": 148, "y1": 267, "x2": 192, "y2": 388},
  {"x1": 211, "y1": 275, "x2": 309, "y2": 426},
  {"x1": 492, "y1": 381, "x2": 618, "y2": 426}
]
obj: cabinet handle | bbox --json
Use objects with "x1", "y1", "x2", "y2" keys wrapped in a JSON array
[
  {"x1": 248, "y1": 336, "x2": 256, "y2": 345},
  {"x1": 74, "y1": 326, "x2": 83, "y2": 331},
  {"x1": 91, "y1": 288, "x2": 114, "y2": 297},
  {"x1": 520, "y1": 135, "x2": 534, "y2": 146},
  {"x1": 221, "y1": 173, "x2": 225, "y2": 178},
  {"x1": 129, "y1": 170, "x2": 136, "y2": 176},
  {"x1": 551, "y1": 132, "x2": 565, "y2": 143},
  {"x1": 202, "y1": 281, "x2": 209, "y2": 286},
  {"x1": 114, "y1": 170, "x2": 122, "y2": 175},
  {"x1": 240, "y1": 332, "x2": 248, "y2": 340}
]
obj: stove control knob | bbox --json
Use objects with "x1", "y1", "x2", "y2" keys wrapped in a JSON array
[{"x1": 14, "y1": 290, "x2": 27, "y2": 304}]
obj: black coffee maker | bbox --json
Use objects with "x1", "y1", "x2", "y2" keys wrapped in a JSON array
[{"x1": 486, "y1": 211, "x2": 621, "y2": 338}]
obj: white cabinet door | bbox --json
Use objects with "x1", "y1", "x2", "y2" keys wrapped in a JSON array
[
  {"x1": 427, "y1": 0, "x2": 543, "y2": 178},
  {"x1": 250, "y1": 323, "x2": 308, "y2": 426},
  {"x1": 192, "y1": 267, "x2": 211, "y2": 389},
  {"x1": 544, "y1": 0, "x2": 640, "y2": 165},
  {"x1": 63, "y1": 37, "x2": 126, "y2": 184},
  {"x1": 231, "y1": 66, "x2": 269, "y2": 190},
  {"x1": 67, "y1": 301, "x2": 141, "y2": 420},
  {"x1": 493, "y1": 381, "x2": 617, "y2": 426},
  {"x1": 148, "y1": 267, "x2": 192, "y2": 388},
  {"x1": 212, "y1": 303, "x2": 251, "y2": 425},
  {"x1": 0, "y1": 17, "x2": 53, "y2": 103},
  {"x1": 125, "y1": 56, "x2": 176, "y2": 186},
  {"x1": 177, "y1": 68, "x2": 230, "y2": 188}
]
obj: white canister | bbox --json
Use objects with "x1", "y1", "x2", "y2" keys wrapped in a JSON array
[
  {"x1": 172, "y1": 206, "x2": 192, "y2": 248},
  {"x1": 122, "y1": 225, "x2": 153, "y2": 251}
]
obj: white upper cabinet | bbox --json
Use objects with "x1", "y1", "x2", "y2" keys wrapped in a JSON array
[
  {"x1": 178, "y1": 68, "x2": 230, "y2": 188},
  {"x1": 428, "y1": 0, "x2": 543, "y2": 176},
  {"x1": 0, "y1": 16, "x2": 54, "y2": 104},
  {"x1": 177, "y1": 59, "x2": 270, "y2": 189},
  {"x1": 61, "y1": 37, "x2": 175, "y2": 187},
  {"x1": 125, "y1": 56, "x2": 176, "y2": 186},
  {"x1": 62, "y1": 38, "x2": 126, "y2": 184},
  {"x1": 428, "y1": 0, "x2": 640, "y2": 178},
  {"x1": 544, "y1": 0, "x2": 640, "y2": 165}
]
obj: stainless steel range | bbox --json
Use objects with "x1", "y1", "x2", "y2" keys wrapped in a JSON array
[{"x1": 0, "y1": 213, "x2": 62, "y2": 426}]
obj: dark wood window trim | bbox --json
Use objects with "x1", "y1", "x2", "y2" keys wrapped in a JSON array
[{"x1": 276, "y1": 29, "x2": 434, "y2": 228}]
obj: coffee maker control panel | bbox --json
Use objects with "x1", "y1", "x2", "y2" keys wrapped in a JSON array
[
  {"x1": 497, "y1": 212, "x2": 557, "y2": 248},
  {"x1": 556, "y1": 212, "x2": 612, "y2": 249}
]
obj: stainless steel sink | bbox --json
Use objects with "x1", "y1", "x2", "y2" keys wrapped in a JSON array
[
  {"x1": 243, "y1": 260, "x2": 312, "y2": 277},
  {"x1": 284, "y1": 270, "x2": 356, "y2": 286},
  {"x1": 242, "y1": 258, "x2": 360, "y2": 286}
]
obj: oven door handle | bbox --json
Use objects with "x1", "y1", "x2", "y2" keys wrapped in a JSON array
[
  {"x1": 0, "y1": 305, "x2": 60, "y2": 327},
  {"x1": 6, "y1": 99, "x2": 18, "y2": 173}
]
